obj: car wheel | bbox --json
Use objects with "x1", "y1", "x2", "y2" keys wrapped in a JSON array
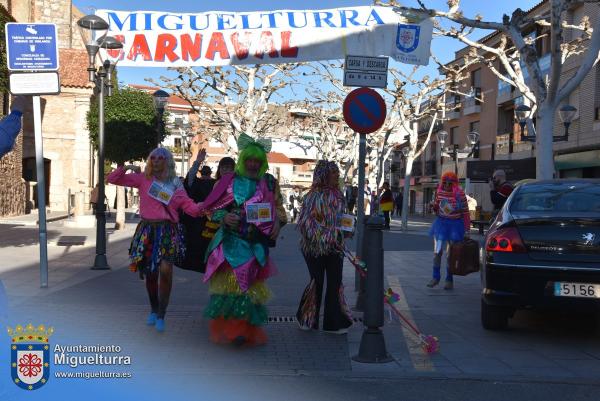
[{"x1": 481, "y1": 299, "x2": 509, "y2": 330}]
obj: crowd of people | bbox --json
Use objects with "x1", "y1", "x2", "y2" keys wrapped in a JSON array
[{"x1": 106, "y1": 135, "x2": 356, "y2": 346}]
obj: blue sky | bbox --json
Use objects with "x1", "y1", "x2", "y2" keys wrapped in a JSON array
[{"x1": 71, "y1": 0, "x2": 540, "y2": 99}]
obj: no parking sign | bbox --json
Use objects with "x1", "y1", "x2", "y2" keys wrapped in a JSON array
[{"x1": 342, "y1": 88, "x2": 387, "y2": 134}]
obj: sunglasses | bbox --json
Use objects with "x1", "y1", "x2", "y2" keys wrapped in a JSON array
[{"x1": 150, "y1": 155, "x2": 165, "y2": 161}]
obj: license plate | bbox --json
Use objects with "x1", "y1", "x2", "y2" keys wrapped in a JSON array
[{"x1": 554, "y1": 282, "x2": 600, "y2": 299}]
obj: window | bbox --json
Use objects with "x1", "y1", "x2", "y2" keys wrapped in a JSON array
[
  {"x1": 453, "y1": 95, "x2": 461, "y2": 111},
  {"x1": 174, "y1": 138, "x2": 182, "y2": 148},
  {"x1": 469, "y1": 121, "x2": 480, "y2": 134},
  {"x1": 471, "y1": 69, "x2": 482, "y2": 105},
  {"x1": 450, "y1": 127, "x2": 458, "y2": 145}
]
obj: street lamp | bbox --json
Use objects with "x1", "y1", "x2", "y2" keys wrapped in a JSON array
[
  {"x1": 172, "y1": 118, "x2": 192, "y2": 176},
  {"x1": 78, "y1": 14, "x2": 124, "y2": 270},
  {"x1": 557, "y1": 104, "x2": 577, "y2": 141},
  {"x1": 437, "y1": 130, "x2": 480, "y2": 175},
  {"x1": 515, "y1": 104, "x2": 534, "y2": 142},
  {"x1": 153, "y1": 90, "x2": 170, "y2": 146}
]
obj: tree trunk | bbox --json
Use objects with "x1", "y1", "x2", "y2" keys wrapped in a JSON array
[
  {"x1": 115, "y1": 186, "x2": 126, "y2": 230},
  {"x1": 535, "y1": 105, "x2": 556, "y2": 180},
  {"x1": 400, "y1": 156, "x2": 414, "y2": 230}
]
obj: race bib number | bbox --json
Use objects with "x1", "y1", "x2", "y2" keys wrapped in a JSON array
[
  {"x1": 245, "y1": 203, "x2": 272, "y2": 223},
  {"x1": 148, "y1": 181, "x2": 175, "y2": 205},
  {"x1": 337, "y1": 214, "x2": 356, "y2": 232}
]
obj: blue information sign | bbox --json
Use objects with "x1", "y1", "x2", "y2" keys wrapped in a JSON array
[{"x1": 5, "y1": 23, "x2": 59, "y2": 71}]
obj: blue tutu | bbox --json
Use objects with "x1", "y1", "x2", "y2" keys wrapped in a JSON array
[{"x1": 429, "y1": 216, "x2": 465, "y2": 242}]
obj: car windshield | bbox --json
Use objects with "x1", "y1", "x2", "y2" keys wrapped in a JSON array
[{"x1": 510, "y1": 182, "x2": 600, "y2": 213}]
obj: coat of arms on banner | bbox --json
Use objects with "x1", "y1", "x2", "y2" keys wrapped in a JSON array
[
  {"x1": 396, "y1": 24, "x2": 421, "y2": 53},
  {"x1": 7, "y1": 323, "x2": 53, "y2": 390}
]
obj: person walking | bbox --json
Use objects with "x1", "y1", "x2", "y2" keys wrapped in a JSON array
[
  {"x1": 379, "y1": 182, "x2": 394, "y2": 229},
  {"x1": 394, "y1": 191, "x2": 404, "y2": 217},
  {"x1": 180, "y1": 149, "x2": 215, "y2": 272},
  {"x1": 427, "y1": 172, "x2": 470, "y2": 290},
  {"x1": 107, "y1": 147, "x2": 205, "y2": 332},
  {"x1": 200, "y1": 134, "x2": 278, "y2": 346},
  {"x1": 296, "y1": 160, "x2": 353, "y2": 334},
  {"x1": 489, "y1": 169, "x2": 514, "y2": 214}
]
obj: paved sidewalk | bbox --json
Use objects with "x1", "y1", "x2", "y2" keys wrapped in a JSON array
[{"x1": 1, "y1": 219, "x2": 599, "y2": 393}]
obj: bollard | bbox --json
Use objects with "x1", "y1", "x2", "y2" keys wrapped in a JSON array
[
  {"x1": 354, "y1": 221, "x2": 368, "y2": 311},
  {"x1": 352, "y1": 214, "x2": 393, "y2": 363}
]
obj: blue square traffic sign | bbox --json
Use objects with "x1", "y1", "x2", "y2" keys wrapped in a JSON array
[{"x1": 5, "y1": 23, "x2": 59, "y2": 71}]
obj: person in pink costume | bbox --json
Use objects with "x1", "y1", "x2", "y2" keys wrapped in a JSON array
[{"x1": 107, "y1": 147, "x2": 205, "y2": 332}]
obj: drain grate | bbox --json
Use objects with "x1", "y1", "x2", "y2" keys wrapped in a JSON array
[
  {"x1": 267, "y1": 316, "x2": 297, "y2": 323},
  {"x1": 56, "y1": 236, "x2": 86, "y2": 246},
  {"x1": 267, "y1": 316, "x2": 363, "y2": 323}
]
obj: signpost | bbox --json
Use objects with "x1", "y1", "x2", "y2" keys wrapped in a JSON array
[
  {"x1": 343, "y1": 87, "x2": 391, "y2": 363},
  {"x1": 343, "y1": 55, "x2": 389, "y2": 89},
  {"x1": 342, "y1": 87, "x2": 386, "y2": 305},
  {"x1": 6, "y1": 23, "x2": 60, "y2": 288}
]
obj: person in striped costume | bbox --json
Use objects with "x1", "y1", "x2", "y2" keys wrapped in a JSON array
[{"x1": 427, "y1": 172, "x2": 471, "y2": 290}]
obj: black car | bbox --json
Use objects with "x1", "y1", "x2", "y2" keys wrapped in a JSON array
[{"x1": 481, "y1": 179, "x2": 600, "y2": 330}]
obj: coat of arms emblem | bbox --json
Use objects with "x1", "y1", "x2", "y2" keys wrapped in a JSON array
[
  {"x1": 7, "y1": 323, "x2": 53, "y2": 390},
  {"x1": 396, "y1": 24, "x2": 421, "y2": 53}
]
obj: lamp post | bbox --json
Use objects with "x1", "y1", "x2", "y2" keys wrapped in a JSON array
[
  {"x1": 78, "y1": 14, "x2": 123, "y2": 270},
  {"x1": 153, "y1": 90, "x2": 170, "y2": 146},
  {"x1": 515, "y1": 103, "x2": 576, "y2": 142},
  {"x1": 557, "y1": 104, "x2": 577, "y2": 141},
  {"x1": 437, "y1": 131, "x2": 480, "y2": 176},
  {"x1": 515, "y1": 104, "x2": 534, "y2": 142}
]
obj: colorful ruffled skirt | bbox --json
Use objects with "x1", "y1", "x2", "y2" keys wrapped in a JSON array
[
  {"x1": 128, "y1": 220, "x2": 185, "y2": 274},
  {"x1": 429, "y1": 216, "x2": 465, "y2": 243},
  {"x1": 203, "y1": 245, "x2": 276, "y2": 346}
]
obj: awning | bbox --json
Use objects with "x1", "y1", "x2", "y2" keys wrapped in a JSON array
[{"x1": 555, "y1": 150, "x2": 600, "y2": 170}]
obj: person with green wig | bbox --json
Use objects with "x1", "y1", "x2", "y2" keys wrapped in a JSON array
[{"x1": 198, "y1": 133, "x2": 280, "y2": 346}]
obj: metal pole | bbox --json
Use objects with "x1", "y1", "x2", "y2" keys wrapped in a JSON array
[
  {"x1": 180, "y1": 129, "x2": 185, "y2": 176},
  {"x1": 353, "y1": 214, "x2": 392, "y2": 363},
  {"x1": 33, "y1": 96, "x2": 48, "y2": 288},
  {"x1": 93, "y1": 69, "x2": 110, "y2": 270},
  {"x1": 354, "y1": 132, "x2": 367, "y2": 310}
]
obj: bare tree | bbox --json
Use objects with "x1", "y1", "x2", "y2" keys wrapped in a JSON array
[
  {"x1": 391, "y1": 58, "x2": 476, "y2": 230},
  {"x1": 378, "y1": 0, "x2": 600, "y2": 179},
  {"x1": 148, "y1": 64, "x2": 302, "y2": 155}
]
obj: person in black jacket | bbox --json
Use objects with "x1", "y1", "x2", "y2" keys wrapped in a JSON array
[{"x1": 180, "y1": 149, "x2": 215, "y2": 272}]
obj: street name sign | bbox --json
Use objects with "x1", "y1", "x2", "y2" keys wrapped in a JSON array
[
  {"x1": 343, "y1": 87, "x2": 387, "y2": 134},
  {"x1": 343, "y1": 55, "x2": 388, "y2": 88}
]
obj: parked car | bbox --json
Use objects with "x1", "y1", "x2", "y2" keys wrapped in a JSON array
[{"x1": 481, "y1": 179, "x2": 600, "y2": 330}]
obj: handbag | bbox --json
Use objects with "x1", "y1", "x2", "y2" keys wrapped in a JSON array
[{"x1": 448, "y1": 237, "x2": 480, "y2": 276}]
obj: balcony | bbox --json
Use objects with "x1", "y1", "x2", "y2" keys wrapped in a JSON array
[
  {"x1": 445, "y1": 109, "x2": 461, "y2": 120},
  {"x1": 497, "y1": 80, "x2": 516, "y2": 105},
  {"x1": 463, "y1": 87, "x2": 482, "y2": 115}
]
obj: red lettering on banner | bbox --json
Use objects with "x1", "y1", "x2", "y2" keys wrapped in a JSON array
[
  {"x1": 255, "y1": 31, "x2": 278, "y2": 59},
  {"x1": 205, "y1": 32, "x2": 230, "y2": 60},
  {"x1": 128, "y1": 34, "x2": 152, "y2": 61},
  {"x1": 280, "y1": 31, "x2": 298, "y2": 57},
  {"x1": 155, "y1": 34, "x2": 180, "y2": 62},
  {"x1": 230, "y1": 32, "x2": 252, "y2": 60},
  {"x1": 181, "y1": 33, "x2": 202, "y2": 61}
]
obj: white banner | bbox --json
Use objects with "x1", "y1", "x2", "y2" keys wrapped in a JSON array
[{"x1": 96, "y1": 7, "x2": 433, "y2": 67}]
